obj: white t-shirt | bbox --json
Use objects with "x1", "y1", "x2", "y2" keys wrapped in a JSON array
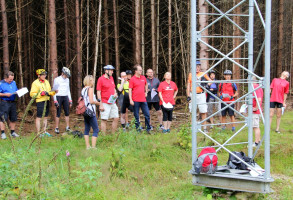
[
  {"x1": 81, "y1": 87, "x2": 97, "y2": 114},
  {"x1": 53, "y1": 76, "x2": 72, "y2": 101}
]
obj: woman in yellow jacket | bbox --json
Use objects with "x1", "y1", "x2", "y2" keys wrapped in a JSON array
[{"x1": 30, "y1": 69, "x2": 57, "y2": 136}]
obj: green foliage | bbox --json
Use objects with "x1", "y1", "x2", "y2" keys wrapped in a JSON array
[
  {"x1": 109, "y1": 149, "x2": 126, "y2": 178},
  {"x1": 176, "y1": 124, "x2": 192, "y2": 150}
]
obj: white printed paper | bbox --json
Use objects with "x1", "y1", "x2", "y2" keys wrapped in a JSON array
[
  {"x1": 151, "y1": 90, "x2": 157, "y2": 100},
  {"x1": 222, "y1": 93, "x2": 231, "y2": 98},
  {"x1": 240, "y1": 104, "x2": 247, "y2": 113},
  {"x1": 282, "y1": 107, "x2": 285, "y2": 115},
  {"x1": 163, "y1": 102, "x2": 173, "y2": 109},
  {"x1": 15, "y1": 87, "x2": 29, "y2": 97},
  {"x1": 107, "y1": 95, "x2": 118, "y2": 104}
]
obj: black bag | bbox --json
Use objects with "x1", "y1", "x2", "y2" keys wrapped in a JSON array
[
  {"x1": 71, "y1": 130, "x2": 83, "y2": 138},
  {"x1": 227, "y1": 151, "x2": 254, "y2": 170},
  {"x1": 82, "y1": 87, "x2": 96, "y2": 118}
]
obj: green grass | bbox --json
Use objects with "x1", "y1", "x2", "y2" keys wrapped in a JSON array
[{"x1": 0, "y1": 111, "x2": 293, "y2": 199}]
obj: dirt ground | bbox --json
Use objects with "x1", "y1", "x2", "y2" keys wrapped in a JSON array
[{"x1": 14, "y1": 96, "x2": 293, "y2": 136}]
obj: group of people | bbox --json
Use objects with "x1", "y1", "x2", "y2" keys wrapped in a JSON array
[
  {"x1": 0, "y1": 62, "x2": 290, "y2": 150},
  {"x1": 186, "y1": 61, "x2": 290, "y2": 147}
]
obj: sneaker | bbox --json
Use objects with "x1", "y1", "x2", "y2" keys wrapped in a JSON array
[
  {"x1": 11, "y1": 132, "x2": 19, "y2": 137},
  {"x1": 91, "y1": 147, "x2": 97, "y2": 150},
  {"x1": 160, "y1": 125, "x2": 164, "y2": 130},
  {"x1": 203, "y1": 129, "x2": 209, "y2": 133},
  {"x1": 252, "y1": 142, "x2": 259, "y2": 148},
  {"x1": 86, "y1": 146, "x2": 91, "y2": 150},
  {"x1": 55, "y1": 128, "x2": 60, "y2": 134},
  {"x1": 126, "y1": 123, "x2": 130, "y2": 128},
  {"x1": 1, "y1": 133, "x2": 7, "y2": 140},
  {"x1": 44, "y1": 132, "x2": 53, "y2": 137},
  {"x1": 123, "y1": 128, "x2": 126, "y2": 132},
  {"x1": 150, "y1": 126, "x2": 154, "y2": 131},
  {"x1": 65, "y1": 126, "x2": 71, "y2": 132},
  {"x1": 222, "y1": 126, "x2": 226, "y2": 130},
  {"x1": 232, "y1": 127, "x2": 236, "y2": 132},
  {"x1": 210, "y1": 126, "x2": 213, "y2": 130},
  {"x1": 162, "y1": 129, "x2": 168, "y2": 134},
  {"x1": 167, "y1": 129, "x2": 170, "y2": 133}
]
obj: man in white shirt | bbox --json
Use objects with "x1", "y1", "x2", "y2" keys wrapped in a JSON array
[{"x1": 53, "y1": 67, "x2": 72, "y2": 134}]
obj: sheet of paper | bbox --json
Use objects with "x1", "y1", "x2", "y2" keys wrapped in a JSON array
[
  {"x1": 51, "y1": 83, "x2": 59, "y2": 91},
  {"x1": 107, "y1": 95, "x2": 118, "y2": 104},
  {"x1": 151, "y1": 90, "x2": 157, "y2": 100},
  {"x1": 222, "y1": 93, "x2": 231, "y2": 98},
  {"x1": 15, "y1": 87, "x2": 29, "y2": 97},
  {"x1": 163, "y1": 102, "x2": 173, "y2": 109},
  {"x1": 282, "y1": 107, "x2": 285, "y2": 115}
]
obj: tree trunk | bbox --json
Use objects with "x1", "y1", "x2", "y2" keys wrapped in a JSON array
[
  {"x1": 134, "y1": 0, "x2": 141, "y2": 65},
  {"x1": 233, "y1": 0, "x2": 241, "y2": 109},
  {"x1": 168, "y1": 0, "x2": 172, "y2": 72},
  {"x1": 198, "y1": 0, "x2": 208, "y2": 71},
  {"x1": 151, "y1": 0, "x2": 156, "y2": 71},
  {"x1": 44, "y1": 0, "x2": 47, "y2": 68},
  {"x1": 76, "y1": 0, "x2": 82, "y2": 96},
  {"x1": 93, "y1": 0, "x2": 102, "y2": 83},
  {"x1": 1, "y1": 0, "x2": 10, "y2": 75},
  {"x1": 290, "y1": 13, "x2": 293, "y2": 94},
  {"x1": 15, "y1": 0, "x2": 24, "y2": 103},
  {"x1": 156, "y1": 0, "x2": 160, "y2": 74},
  {"x1": 277, "y1": 0, "x2": 284, "y2": 76},
  {"x1": 48, "y1": 0, "x2": 58, "y2": 117},
  {"x1": 141, "y1": 0, "x2": 145, "y2": 72},
  {"x1": 64, "y1": 0, "x2": 69, "y2": 67},
  {"x1": 104, "y1": 0, "x2": 110, "y2": 65},
  {"x1": 113, "y1": 0, "x2": 120, "y2": 80},
  {"x1": 86, "y1": 0, "x2": 89, "y2": 75}
]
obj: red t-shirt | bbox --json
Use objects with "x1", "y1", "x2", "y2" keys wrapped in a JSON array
[
  {"x1": 218, "y1": 83, "x2": 237, "y2": 103},
  {"x1": 129, "y1": 75, "x2": 147, "y2": 102},
  {"x1": 270, "y1": 78, "x2": 289, "y2": 103},
  {"x1": 253, "y1": 84, "x2": 263, "y2": 114},
  {"x1": 158, "y1": 81, "x2": 178, "y2": 105},
  {"x1": 96, "y1": 75, "x2": 116, "y2": 104}
]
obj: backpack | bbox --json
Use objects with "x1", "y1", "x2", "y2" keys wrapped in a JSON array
[
  {"x1": 75, "y1": 87, "x2": 89, "y2": 115},
  {"x1": 193, "y1": 147, "x2": 218, "y2": 174},
  {"x1": 227, "y1": 151, "x2": 254, "y2": 170}
]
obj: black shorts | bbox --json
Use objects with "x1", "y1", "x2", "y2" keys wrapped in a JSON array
[
  {"x1": 221, "y1": 103, "x2": 235, "y2": 116},
  {"x1": 0, "y1": 101, "x2": 17, "y2": 122},
  {"x1": 121, "y1": 101, "x2": 133, "y2": 114},
  {"x1": 37, "y1": 101, "x2": 50, "y2": 118},
  {"x1": 147, "y1": 102, "x2": 161, "y2": 111},
  {"x1": 56, "y1": 96, "x2": 70, "y2": 117},
  {"x1": 161, "y1": 106, "x2": 173, "y2": 121},
  {"x1": 270, "y1": 102, "x2": 283, "y2": 108}
]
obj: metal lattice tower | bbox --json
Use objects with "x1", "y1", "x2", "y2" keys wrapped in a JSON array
[{"x1": 189, "y1": 0, "x2": 273, "y2": 193}]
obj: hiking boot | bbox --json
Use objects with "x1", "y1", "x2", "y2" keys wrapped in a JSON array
[
  {"x1": 65, "y1": 126, "x2": 71, "y2": 132},
  {"x1": 55, "y1": 128, "x2": 60, "y2": 134},
  {"x1": 232, "y1": 127, "x2": 236, "y2": 132},
  {"x1": 1, "y1": 133, "x2": 7, "y2": 140},
  {"x1": 11, "y1": 132, "x2": 19, "y2": 138}
]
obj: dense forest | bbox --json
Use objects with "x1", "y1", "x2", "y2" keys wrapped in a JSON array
[{"x1": 0, "y1": 0, "x2": 292, "y2": 104}]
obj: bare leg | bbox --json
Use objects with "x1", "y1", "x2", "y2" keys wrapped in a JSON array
[
  {"x1": 84, "y1": 135, "x2": 90, "y2": 148},
  {"x1": 101, "y1": 120, "x2": 107, "y2": 134},
  {"x1": 43, "y1": 117, "x2": 48, "y2": 132},
  {"x1": 269, "y1": 108, "x2": 275, "y2": 126},
  {"x1": 276, "y1": 108, "x2": 282, "y2": 131},
  {"x1": 92, "y1": 136, "x2": 97, "y2": 148},
  {"x1": 230, "y1": 115, "x2": 235, "y2": 127},
  {"x1": 125, "y1": 109, "x2": 129, "y2": 124},
  {"x1": 253, "y1": 127, "x2": 261, "y2": 143},
  {"x1": 121, "y1": 113, "x2": 126, "y2": 125},
  {"x1": 55, "y1": 117, "x2": 60, "y2": 128},
  {"x1": 201, "y1": 113, "x2": 207, "y2": 130},
  {"x1": 222, "y1": 116, "x2": 226, "y2": 126},
  {"x1": 36, "y1": 118, "x2": 41, "y2": 133},
  {"x1": 0, "y1": 122, "x2": 5, "y2": 131},
  {"x1": 163, "y1": 121, "x2": 168, "y2": 129},
  {"x1": 112, "y1": 118, "x2": 119, "y2": 133},
  {"x1": 157, "y1": 110, "x2": 163, "y2": 125},
  {"x1": 65, "y1": 116, "x2": 70, "y2": 128},
  {"x1": 167, "y1": 121, "x2": 172, "y2": 130}
]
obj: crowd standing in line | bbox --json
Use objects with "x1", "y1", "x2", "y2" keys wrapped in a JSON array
[{"x1": 0, "y1": 64, "x2": 290, "y2": 150}]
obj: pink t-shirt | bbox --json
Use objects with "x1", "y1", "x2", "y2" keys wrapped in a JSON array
[
  {"x1": 96, "y1": 75, "x2": 116, "y2": 104},
  {"x1": 158, "y1": 81, "x2": 178, "y2": 105},
  {"x1": 129, "y1": 75, "x2": 147, "y2": 102},
  {"x1": 253, "y1": 84, "x2": 263, "y2": 114},
  {"x1": 270, "y1": 78, "x2": 289, "y2": 103}
]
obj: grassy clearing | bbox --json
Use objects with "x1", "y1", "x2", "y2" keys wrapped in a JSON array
[{"x1": 0, "y1": 111, "x2": 292, "y2": 199}]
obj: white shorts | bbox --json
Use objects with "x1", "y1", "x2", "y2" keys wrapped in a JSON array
[
  {"x1": 189, "y1": 92, "x2": 208, "y2": 113},
  {"x1": 100, "y1": 103, "x2": 119, "y2": 120},
  {"x1": 252, "y1": 114, "x2": 260, "y2": 128}
]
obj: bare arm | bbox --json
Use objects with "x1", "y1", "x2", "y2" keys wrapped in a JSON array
[
  {"x1": 173, "y1": 90, "x2": 178, "y2": 99},
  {"x1": 145, "y1": 83, "x2": 148, "y2": 97},
  {"x1": 129, "y1": 88, "x2": 134, "y2": 105},
  {"x1": 118, "y1": 80, "x2": 125, "y2": 92},
  {"x1": 187, "y1": 82, "x2": 191, "y2": 97},
  {"x1": 284, "y1": 94, "x2": 288, "y2": 107},
  {"x1": 89, "y1": 88, "x2": 99, "y2": 105},
  {"x1": 159, "y1": 92, "x2": 164, "y2": 104}
]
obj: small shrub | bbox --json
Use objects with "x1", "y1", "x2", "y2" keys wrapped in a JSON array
[
  {"x1": 109, "y1": 149, "x2": 126, "y2": 178},
  {"x1": 176, "y1": 124, "x2": 192, "y2": 150}
]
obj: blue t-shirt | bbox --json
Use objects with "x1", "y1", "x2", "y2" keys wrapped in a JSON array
[{"x1": 0, "y1": 80, "x2": 18, "y2": 101}]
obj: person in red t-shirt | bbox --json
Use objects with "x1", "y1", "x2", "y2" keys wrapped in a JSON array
[
  {"x1": 269, "y1": 71, "x2": 290, "y2": 134},
  {"x1": 97, "y1": 65, "x2": 119, "y2": 134},
  {"x1": 218, "y1": 70, "x2": 238, "y2": 132},
  {"x1": 158, "y1": 72, "x2": 178, "y2": 133},
  {"x1": 129, "y1": 64, "x2": 151, "y2": 133},
  {"x1": 252, "y1": 76, "x2": 263, "y2": 147}
]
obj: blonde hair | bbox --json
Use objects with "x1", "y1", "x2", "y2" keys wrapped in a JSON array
[
  {"x1": 83, "y1": 75, "x2": 94, "y2": 87},
  {"x1": 164, "y1": 72, "x2": 171, "y2": 79}
]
